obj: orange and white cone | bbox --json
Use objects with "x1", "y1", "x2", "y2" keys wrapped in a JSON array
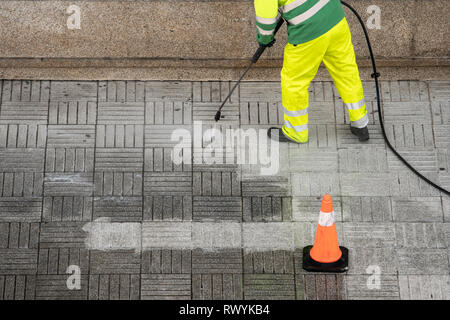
[{"x1": 302, "y1": 194, "x2": 348, "y2": 273}]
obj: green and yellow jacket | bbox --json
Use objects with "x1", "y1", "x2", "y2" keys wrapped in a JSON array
[{"x1": 254, "y1": 0, "x2": 346, "y2": 45}]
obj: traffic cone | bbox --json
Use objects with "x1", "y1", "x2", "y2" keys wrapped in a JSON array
[{"x1": 302, "y1": 194, "x2": 348, "y2": 273}]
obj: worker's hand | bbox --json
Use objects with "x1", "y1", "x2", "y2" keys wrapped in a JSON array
[{"x1": 258, "y1": 38, "x2": 276, "y2": 48}]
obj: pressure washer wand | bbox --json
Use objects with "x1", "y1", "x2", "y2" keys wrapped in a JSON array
[{"x1": 215, "y1": 18, "x2": 285, "y2": 122}]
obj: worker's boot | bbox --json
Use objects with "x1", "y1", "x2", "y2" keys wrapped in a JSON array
[
  {"x1": 350, "y1": 125, "x2": 370, "y2": 142},
  {"x1": 267, "y1": 127, "x2": 307, "y2": 143}
]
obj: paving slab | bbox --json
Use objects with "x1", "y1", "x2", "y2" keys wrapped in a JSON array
[{"x1": 0, "y1": 79, "x2": 448, "y2": 300}]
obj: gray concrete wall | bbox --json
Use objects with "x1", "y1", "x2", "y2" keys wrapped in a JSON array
[{"x1": 0, "y1": 0, "x2": 448, "y2": 80}]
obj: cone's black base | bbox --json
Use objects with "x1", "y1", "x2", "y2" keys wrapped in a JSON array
[{"x1": 302, "y1": 245, "x2": 349, "y2": 273}]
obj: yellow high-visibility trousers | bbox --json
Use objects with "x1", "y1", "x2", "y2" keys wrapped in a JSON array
[{"x1": 281, "y1": 17, "x2": 368, "y2": 143}]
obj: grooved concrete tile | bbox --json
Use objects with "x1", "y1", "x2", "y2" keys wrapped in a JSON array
[
  {"x1": 142, "y1": 222, "x2": 191, "y2": 250},
  {"x1": 0, "y1": 275, "x2": 35, "y2": 300},
  {"x1": 399, "y1": 275, "x2": 450, "y2": 300},
  {"x1": 95, "y1": 148, "x2": 143, "y2": 172},
  {"x1": 291, "y1": 173, "x2": 339, "y2": 196},
  {"x1": 50, "y1": 81, "x2": 97, "y2": 102},
  {"x1": 0, "y1": 148, "x2": 45, "y2": 172},
  {"x1": 392, "y1": 197, "x2": 443, "y2": 222},
  {"x1": 396, "y1": 249, "x2": 448, "y2": 274},
  {"x1": 88, "y1": 274, "x2": 140, "y2": 300},
  {"x1": 0, "y1": 249, "x2": 38, "y2": 274},
  {"x1": 0, "y1": 197, "x2": 42, "y2": 222},
  {"x1": 346, "y1": 275, "x2": 399, "y2": 300},
  {"x1": 240, "y1": 83, "x2": 281, "y2": 102},
  {"x1": 0, "y1": 222, "x2": 39, "y2": 249},
  {"x1": 93, "y1": 197, "x2": 143, "y2": 222},
  {"x1": 94, "y1": 172, "x2": 142, "y2": 196},
  {"x1": 243, "y1": 196, "x2": 292, "y2": 222},
  {"x1": 289, "y1": 149, "x2": 338, "y2": 172},
  {"x1": 394, "y1": 172, "x2": 441, "y2": 197},
  {"x1": 192, "y1": 274, "x2": 243, "y2": 300},
  {"x1": 434, "y1": 125, "x2": 450, "y2": 149},
  {"x1": 144, "y1": 125, "x2": 192, "y2": 148},
  {"x1": 35, "y1": 275, "x2": 88, "y2": 300},
  {"x1": 145, "y1": 147, "x2": 192, "y2": 172},
  {"x1": 244, "y1": 274, "x2": 295, "y2": 300},
  {"x1": 146, "y1": 101, "x2": 192, "y2": 125},
  {"x1": 45, "y1": 148, "x2": 94, "y2": 173},
  {"x1": 47, "y1": 125, "x2": 95, "y2": 148},
  {"x1": 2, "y1": 80, "x2": 50, "y2": 103},
  {"x1": 347, "y1": 247, "x2": 398, "y2": 275},
  {"x1": 192, "y1": 249, "x2": 242, "y2": 274},
  {"x1": 144, "y1": 172, "x2": 192, "y2": 196},
  {"x1": 89, "y1": 250, "x2": 141, "y2": 274},
  {"x1": 49, "y1": 101, "x2": 96, "y2": 125},
  {"x1": 338, "y1": 148, "x2": 388, "y2": 172},
  {"x1": 99, "y1": 81, "x2": 145, "y2": 102},
  {"x1": 193, "y1": 196, "x2": 242, "y2": 221},
  {"x1": 438, "y1": 172, "x2": 450, "y2": 191},
  {"x1": 142, "y1": 250, "x2": 191, "y2": 274},
  {"x1": 0, "y1": 124, "x2": 47, "y2": 148},
  {"x1": 145, "y1": 81, "x2": 192, "y2": 102},
  {"x1": 340, "y1": 173, "x2": 396, "y2": 196},
  {"x1": 96, "y1": 124, "x2": 144, "y2": 148},
  {"x1": 443, "y1": 196, "x2": 450, "y2": 222},
  {"x1": 306, "y1": 102, "x2": 336, "y2": 123},
  {"x1": 343, "y1": 223, "x2": 395, "y2": 247},
  {"x1": 431, "y1": 101, "x2": 450, "y2": 125},
  {"x1": 243, "y1": 251, "x2": 293, "y2": 274},
  {"x1": 0, "y1": 172, "x2": 43, "y2": 196},
  {"x1": 341, "y1": 197, "x2": 393, "y2": 222},
  {"x1": 141, "y1": 274, "x2": 191, "y2": 300},
  {"x1": 384, "y1": 123, "x2": 434, "y2": 148},
  {"x1": 193, "y1": 81, "x2": 238, "y2": 103},
  {"x1": 297, "y1": 274, "x2": 346, "y2": 300},
  {"x1": 382, "y1": 102, "x2": 432, "y2": 124},
  {"x1": 37, "y1": 248, "x2": 89, "y2": 275},
  {"x1": 242, "y1": 175, "x2": 290, "y2": 197},
  {"x1": 395, "y1": 223, "x2": 447, "y2": 248},
  {"x1": 429, "y1": 81, "x2": 450, "y2": 101},
  {"x1": 143, "y1": 196, "x2": 192, "y2": 220},
  {"x1": 44, "y1": 173, "x2": 94, "y2": 196},
  {"x1": 193, "y1": 172, "x2": 241, "y2": 196},
  {"x1": 240, "y1": 102, "x2": 282, "y2": 125},
  {"x1": 39, "y1": 222, "x2": 87, "y2": 249},
  {"x1": 387, "y1": 148, "x2": 438, "y2": 173},
  {"x1": 98, "y1": 102, "x2": 145, "y2": 125},
  {"x1": 0, "y1": 102, "x2": 48, "y2": 124},
  {"x1": 194, "y1": 102, "x2": 239, "y2": 124}
]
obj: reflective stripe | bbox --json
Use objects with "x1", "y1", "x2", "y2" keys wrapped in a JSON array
[
  {"x1": 257, "y1": 26, "x2": 275, "y2": 36},
  {"x1": 283, "y1": 119, "x2": 308, "y2": 132},
  {"x1": 255, "y1": 14, "x2": 279, "y2": 25},
  {"x1": 283, "y1": 106, "x2": 308, "y2": 118},
  {"x1": 287, "y1": 0, "x2": 329, "y2": 25},
  {"x1": 350, "y1": 114, "x2": 369, "y2": 128},
  {"x1": 318, "y1": 210, "x2": 335, "y2": 227},
  {"x1": 345, "y1": 98, "x2": 366, "y2": 110},
  {"x1": 280, "y1": 0, "x2": 307, "y2": 14}
]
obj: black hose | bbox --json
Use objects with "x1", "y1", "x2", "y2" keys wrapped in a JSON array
[{"x1": 341, "y1": 1, "x2": 449, "y2": 196}]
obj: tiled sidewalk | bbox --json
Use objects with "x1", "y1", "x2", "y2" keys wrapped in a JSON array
[{"x1": 0, "y1": 79, "x2": 448, "y2": 300}]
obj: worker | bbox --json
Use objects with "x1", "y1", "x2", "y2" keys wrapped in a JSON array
[{"x1": 255, "y1": 0, "x2": 369, "y2": 143}]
